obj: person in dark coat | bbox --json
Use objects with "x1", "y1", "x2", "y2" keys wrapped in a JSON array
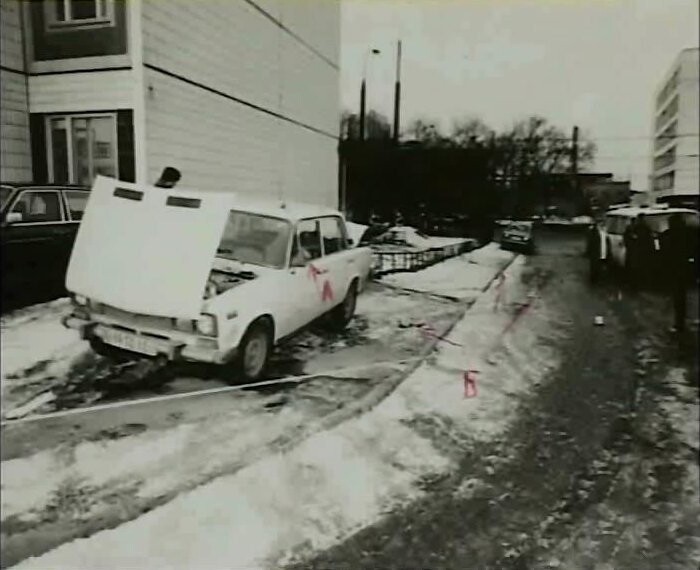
[
  {"x1": 623, "y1": 217, "x2": 639, "y2": 288},
  {"x1": 634, "y1": 214, "x2": 655, "y2": 288},
  {"x1": 660, "y1": 213, "x2": 692, "y2": 333},
  {"x1": 586, "y1": 221, "x2": 605, "y2": 283}
]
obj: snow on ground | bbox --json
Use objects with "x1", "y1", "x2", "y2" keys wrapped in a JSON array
[
  {"x1": 10, "y1": 252, "x2": 566, "y2": 570},
  {"x1": 534, "y1": 365, "x2": 700, "y2": 570},
  {"x1": 0, "y1": 299, "x2": 81, "y2": 379},
  {"x1": 1, "y1": 299, "x2": 89, "y2": 416},
  {"x1": 658, "y1": 367, "x2": 699, "y2": 455},
  {"x1": 0, "y1": 283, "x2": 465, "y2": 553},
  {"x1": 380, "y1": 242, "x2": 513, "y2": 299}
]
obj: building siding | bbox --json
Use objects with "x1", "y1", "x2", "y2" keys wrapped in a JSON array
[
  {"x1": 0, "y1": 0, "x2": 32, "y2": 182},
  {"x1": 28, "y1": 69, "x2": 136, "y2": 114},
  {"x1": 143, "y1": 69, "x2": 337, "y2": 206},
  {"x1": 141, "y1": 0, "x2": 339, "y2": 207}
]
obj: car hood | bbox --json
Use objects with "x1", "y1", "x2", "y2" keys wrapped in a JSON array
[{"x1": 66, "y1": 176, "x2": 232, "y2": 319}]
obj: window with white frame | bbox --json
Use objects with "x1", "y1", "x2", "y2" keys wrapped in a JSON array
[
  {"x1": 46, "y1": 114, "x2": 118, "y2": 185},
  {"x1": 46, "y1": 0, "x2": 114, "y2": 29}
]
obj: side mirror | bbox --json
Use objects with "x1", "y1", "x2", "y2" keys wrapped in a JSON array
[
  {"x1": 4, "y1": 212, "x2": 22, "y2": 224},
  {"x1": 347, "y1": 238, "x2": 355, "y2": 247}
]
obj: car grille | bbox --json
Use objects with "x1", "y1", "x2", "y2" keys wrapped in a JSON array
[{"x1": 96, "y1": 303, "x2": 174, "y2": 331}]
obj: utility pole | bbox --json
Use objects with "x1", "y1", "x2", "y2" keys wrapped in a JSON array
[
  {"x1": 392, "y1": 40, "x2": 402, "y2": 145},
  {"x1": 359, "y1": 48, "x2": 380, "y2": 142},
  {"x1": 571, "y1": 125, "x2": 580, "y2": 213},
  {"x1": 571, "y1": 125, "x2": 579, "y2": 175},
  {"x1": 359, "y1": 79, "x2": 367, "y2": 141}
]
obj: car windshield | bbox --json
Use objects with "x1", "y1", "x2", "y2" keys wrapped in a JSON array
[
  {"x1": 0, "y1": 186, "x2": 13, "y2": 210},
  {"x1": 509, "y1": 222, "x2": 530, "y2": 232},
  {"x1": 216, "y1": 211, "x2": 292, "y2": 269}
]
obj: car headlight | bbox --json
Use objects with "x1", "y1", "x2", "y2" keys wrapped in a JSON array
[{"x1": 196, "y1": 313, "x2": 218, "y2": 337}]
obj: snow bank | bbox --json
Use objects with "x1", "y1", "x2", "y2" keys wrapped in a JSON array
[
  {"x1": 1, "y1": 299, "x2": 89, "y2": 417},
  {"x1": 13, "y1": 253, "x2": 564, "y2": 570},
  {"x1": 0, "y1": 299, "x2": 87, "y2": 385},
  {"x1": 381, "y1": 242, "x2": 513, "y2": 299}
]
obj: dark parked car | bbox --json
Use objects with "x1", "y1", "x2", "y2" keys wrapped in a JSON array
[
  {"x1": 1, "y1": 183, "x2": 90, "y2": 311},
  {"x1": 500, "y1": 220, "x2": 535, "y2": 254}
]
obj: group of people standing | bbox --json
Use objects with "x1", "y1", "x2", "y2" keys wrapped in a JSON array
[{"x1": 588, "y1": 211, "x2": 696, "y2": 334}]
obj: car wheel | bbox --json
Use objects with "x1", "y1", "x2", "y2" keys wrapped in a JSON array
[
  {"x1": 329, "y1": 281, "x2": 358, "y2": 331},
  {"x1": 232, "y1": 320, "x2": 272, "y2": 383}
]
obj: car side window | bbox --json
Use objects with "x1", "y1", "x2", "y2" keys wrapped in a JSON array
[
  {"x1": 10, "y1": 191, "x2": 62, "y2": 223},
  {"x1": 319, "y1": 217, "x2": 347, "y2": 255},
  {"x1": 63, "y1": 190, "x2": 88, "y2": 221},
  {"x1": 296, "y1": 219, "x2": 323, "y2": 260}
]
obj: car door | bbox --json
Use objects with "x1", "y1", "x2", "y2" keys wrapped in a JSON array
[
  {"x1": 318, "y1": 216, "x2": 353, "y2": 304},
  {"x1": 2, "y1": 189, "x2": 68, "y2": 295},
  {"x1": 295, "y1": 217, "x2": 337, "y2": 322}
]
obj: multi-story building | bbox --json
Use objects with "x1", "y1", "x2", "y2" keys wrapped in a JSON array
[
  {"x1": 0, "y1": 0, "x2": 340, "y2": 207},
  {"x1": 650, "y1": 47, "x2": 699, "y2": 209}
]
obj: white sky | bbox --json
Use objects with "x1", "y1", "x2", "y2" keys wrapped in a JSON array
[{"x1": 340, "y1": 0, "x2": 699, "y2": 191}]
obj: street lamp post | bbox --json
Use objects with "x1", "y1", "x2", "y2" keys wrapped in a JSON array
[{"x1": 359, "y1": 48, "x2": 380, "y2": 142}]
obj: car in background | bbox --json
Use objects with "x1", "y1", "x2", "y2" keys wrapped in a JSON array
[
  {"x1": 1, "y1": 183, "x2": 90, "y2": 311},
  {"x1": 62, "y1": 176, "x2": 373, "y2": 381},
  {"x1": 375, "y1": 225, "x2": 434, "y2": 250},
  {"x1": 603, "y1": 206, "x2": 699, "y2": 275},
  {"x1": 500, "y1": 220, "x2": 535, "y2": 253}
]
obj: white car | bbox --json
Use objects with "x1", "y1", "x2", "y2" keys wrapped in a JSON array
[{"x1": 62, "y1": 176, "x2": 372, "y2": 381}]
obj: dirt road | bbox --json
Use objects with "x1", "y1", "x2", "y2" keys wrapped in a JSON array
[{"x1": 291, "y1": 229, "x2": 700, "y2": 570}]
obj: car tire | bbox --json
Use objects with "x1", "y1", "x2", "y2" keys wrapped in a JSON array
[
  {"x1": 230, "y1": 319, "x2": 272, "y2": 383},
  {"x1": 329, "y1": 280, "x2": 358, "y2": 331}
]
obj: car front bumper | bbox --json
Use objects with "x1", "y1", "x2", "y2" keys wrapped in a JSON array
[
  {"x1": 61, "y1": 315, "x2": 236, "y2": 365},
  {"x1": 501, "y1": 238, "x2": 532, "y2": 249}
]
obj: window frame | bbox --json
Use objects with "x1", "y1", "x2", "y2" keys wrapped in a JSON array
[
  {"x1": 45, "y1": 113, "x2": 119, "y2": 186},
  {"x1": 295, "y1": 218, "x2": 325, "y2": 261},
  {"x1": 7, "y1": 189, "x2": 67, "y2": 226},
  {"x1": 44, "y1": 0, "x2": 116, "y2": 31},
  {"x1": 62, "y1": 189, "x2": 90, "y2": 222},
  {"x1": 317, "y1": 215, "x2": 349, "y2": 256}
]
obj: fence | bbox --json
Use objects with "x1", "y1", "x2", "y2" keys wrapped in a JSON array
[{"x1": 371, "y1": 240, "x2": 476, "y2": 277}]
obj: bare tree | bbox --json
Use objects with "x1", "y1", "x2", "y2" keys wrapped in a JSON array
[
  {"x1": 450, "y1": 117, "x2": 494, "y2": 148},
  {"x1": 403, "y1": 118, "x2": 451, "y2": 147},
  {"x1": 340, "y1": 110, "x2": 391, "y2": 141}
]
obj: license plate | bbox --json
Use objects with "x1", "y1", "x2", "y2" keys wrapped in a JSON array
[{"x1": 99, "y1": 327, "x2": 163, "y2": 356}]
